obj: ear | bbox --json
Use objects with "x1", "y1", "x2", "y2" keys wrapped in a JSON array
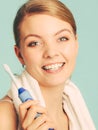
[
  {"x1": 75, "y1": 34, "x2": 79, "y2": 56},
  {"x1": 14, "y1": 45, "x2": 25, "y2": 65}
]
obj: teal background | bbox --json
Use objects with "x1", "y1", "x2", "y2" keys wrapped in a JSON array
[{"x1": 0, "y1": 0, "x2": 98, "y2": 129}]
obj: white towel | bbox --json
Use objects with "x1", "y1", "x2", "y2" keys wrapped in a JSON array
[{"x1": 7, "y1": 70, "x2": 96, "y2": 130}]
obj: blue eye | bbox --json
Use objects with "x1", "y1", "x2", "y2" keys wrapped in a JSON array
[{"x1": 28, "y1": 41, "x2": 40, "y2": 47}]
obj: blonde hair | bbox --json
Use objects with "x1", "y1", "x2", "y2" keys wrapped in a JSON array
[{"x1": 13, "y1": 0, "x2": 77, "y2": 47}]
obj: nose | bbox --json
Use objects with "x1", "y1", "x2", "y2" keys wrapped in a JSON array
[{"x1": 43, "y1": 44, "x2": 59, "y2": 59}]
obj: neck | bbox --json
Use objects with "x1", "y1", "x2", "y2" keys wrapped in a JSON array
[{"x1": 40, "y1": 83, "x2": 65, "y2": 119}]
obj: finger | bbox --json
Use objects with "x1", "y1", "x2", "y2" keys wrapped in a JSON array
[
  {"x1": 26, "y1": 115, "x2": 56, "y2": 130},
  {"x1": 27, "y1": 114, "x2": 48, "y2": 130},
  {"x1": 37, "y1": 120, "x2": 56, "y2": 130},
  {"x1": 19, "y1": 100, "x2": 39, "y2": 121},
  {"x1": 21, "y1": 105, "x2": 47, "y2": 129}
]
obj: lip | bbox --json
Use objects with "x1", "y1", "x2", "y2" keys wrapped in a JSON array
[{"x1": 42, "y1": 62, "x2": 65, "y2": 73}]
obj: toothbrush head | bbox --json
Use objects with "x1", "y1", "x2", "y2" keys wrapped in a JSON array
[
  {"x1": 3, "y1": 64, "x2": 20, "y2": 89},
  {"x1": 3, "y1": 64, "x2": 11, "y2": 72}
]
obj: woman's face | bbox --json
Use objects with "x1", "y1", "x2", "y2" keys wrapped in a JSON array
[{"x1": 15, "y1": 14, "x2": 78, "y2": 87}]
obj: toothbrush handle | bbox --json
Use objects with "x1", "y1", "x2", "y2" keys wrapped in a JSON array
[
  {"x1": 18, "y1": 87, "x2": 33, "y2": 102},
  {"x1": 18, "y1": 87, "x2": 41, "y2": 118}
]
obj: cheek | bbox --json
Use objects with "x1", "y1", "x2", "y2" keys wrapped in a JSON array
[
  {"x1": 63, "y1": 43, "x2": 78, "y2": 77},
  {"x1": 63, "y1": 43, "x2": 78, "y2": 60},
  {"x1": 22, "y1": 51, "x2": 41, "y2": 66}
]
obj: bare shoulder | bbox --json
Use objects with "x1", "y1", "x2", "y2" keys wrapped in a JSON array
[{"x1": 0, "y1": 96, "x2": 18, "y2": 130}]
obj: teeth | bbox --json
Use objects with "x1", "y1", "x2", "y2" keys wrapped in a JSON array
[{"x1": 43, "y1": 63, "x2": 64, "y2": 70}]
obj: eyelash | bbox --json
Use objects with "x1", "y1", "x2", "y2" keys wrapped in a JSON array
[
  {"x1": 28, "y1": 41, "x2": 40, "y2": 47},
  {"x1": 58, "y1": 36, "x2": 68, "y2": 42}
]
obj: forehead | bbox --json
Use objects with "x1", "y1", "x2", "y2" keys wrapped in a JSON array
[{"x1": 20, "y1": 14, "x2": 73, "y2": 37}]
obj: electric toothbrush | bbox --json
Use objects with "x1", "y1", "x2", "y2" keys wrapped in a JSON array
[
  {"x1": 3, "y1": 64, "x2": 41, "y2": 118},
  {"x1": 3, "y1": 64, "x2": 54, "y2": 130}
]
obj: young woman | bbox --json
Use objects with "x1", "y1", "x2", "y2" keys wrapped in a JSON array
[{"x1": 0, "y1": 0, "x2": 96, "y2": 130}]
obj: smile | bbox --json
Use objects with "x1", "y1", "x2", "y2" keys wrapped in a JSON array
[{"x1": 42, "y1": 62, "x2": 65, "y2": 71}]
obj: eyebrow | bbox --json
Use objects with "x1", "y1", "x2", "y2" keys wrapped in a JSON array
[
  {"x1": 23, "y1": 34, "x2": 41, "y2": 42},
  {"x1": 23, "y1": 28, "x2": 72, "y2": 42},
  {"x1": 54, "y1": 28, "x2": 72, "y2": 36}
]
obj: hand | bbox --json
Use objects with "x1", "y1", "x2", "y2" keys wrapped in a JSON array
[{"x1": 19, "y1": 100, "x2": 56, "y2": 130}]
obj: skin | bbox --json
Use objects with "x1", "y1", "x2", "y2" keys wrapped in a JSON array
[
  {"x1": 0, "y1": 14, "x2": 78, "y2": 130},
  {"x1": 0, "y1": 96, "x2": 18, "y2": 130},
  {"x1": 15, "y1": 14, "x2": 78, "y2": 88}
]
